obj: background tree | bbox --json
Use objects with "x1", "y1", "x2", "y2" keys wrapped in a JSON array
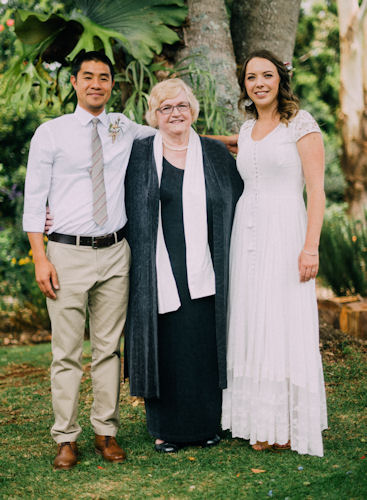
[
  {"x1": 230, "y1": 0, "x2": 302, "y2": 65},
  {"x1": 174, "y1": 0, "x2": 242, "y2": 132},
  {"x1": 336, "y1": 0, "x2": 367, "y2": 220}
]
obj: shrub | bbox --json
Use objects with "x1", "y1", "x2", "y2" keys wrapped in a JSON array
[
  {"x1": 319, "y1": 204, "x2": 367, "y2": 296},
  {"x1": 0, "y1": 200, "x2": 50, "y2": 329}
]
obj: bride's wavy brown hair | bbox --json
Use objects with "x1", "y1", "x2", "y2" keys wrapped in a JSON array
[{"x1": 238, "y1": 49, "x2": 299, "y2": 123}]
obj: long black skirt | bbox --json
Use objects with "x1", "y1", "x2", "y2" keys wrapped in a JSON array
[{"x1": 144, "y1": 158, "x2": 221, "y2": 443}]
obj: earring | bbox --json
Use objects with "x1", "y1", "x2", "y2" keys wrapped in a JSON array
[{"x1": 244, "y1": 98, "x2": 253, "y2": 107}]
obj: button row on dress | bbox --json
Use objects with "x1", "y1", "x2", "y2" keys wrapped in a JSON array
[{"x1": 248, "y1": 143, "x2": 258, "y2": 266}]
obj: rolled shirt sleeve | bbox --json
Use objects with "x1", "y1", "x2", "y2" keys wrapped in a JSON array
[
  {"x1": 131, "y1": 121, "x2": 157, "y2": 140},
  {"x1": 23, "y1": 123, "x2": 54, "y2": 232}
]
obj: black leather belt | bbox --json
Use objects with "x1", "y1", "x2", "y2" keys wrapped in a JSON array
[{"x1": 48, "y1": 226, "x2": 127, "y2": 249}]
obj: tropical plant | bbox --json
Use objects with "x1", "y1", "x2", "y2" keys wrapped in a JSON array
[
  {"x1": 177, "y1": 58, "x2": 228, "y2": 134},
  {"x1": 0, "y1": 0, "x2": 187, "y2": 110},
  {"x1": 111, "y1": 60, "x2": 158, "y2": 123}
]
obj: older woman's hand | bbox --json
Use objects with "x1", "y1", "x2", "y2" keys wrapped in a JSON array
[
  {"x1": 222, "y1": 135, "x2": 239, "y2": 154},
  {"x1": 203, "y1": 134, "x2": 239, "y2": 154}
]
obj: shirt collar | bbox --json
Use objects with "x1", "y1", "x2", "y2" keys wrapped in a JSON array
[{"x1": 74, "y1": 105, "x2": 109, "y2": 128}]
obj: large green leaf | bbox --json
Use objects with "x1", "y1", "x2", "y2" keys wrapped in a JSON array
[
  {"x1": 14, "y1": 10, "x2": 66, "y2": 45},
  {"x1": 0, "y1": 39, "x2": 57, "y2": 111},
  {"x1": 75, "y1": 0, "x2": 186, "y2": 61},
  {"x1": 1, "y1": 0, "x2": 187, "y2": 110},
  {"x1": 14, "y1": 0, "x2": 187, "y2": 64}
]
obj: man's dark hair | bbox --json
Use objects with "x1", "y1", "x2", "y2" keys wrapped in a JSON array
[{"x1": 71, "y1": 51, "x2": 115, "y2": 80}]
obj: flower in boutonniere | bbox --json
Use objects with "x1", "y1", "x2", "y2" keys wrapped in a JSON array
[{"x1": 108, "y1": 118, "x2": 123, "y2": 143}]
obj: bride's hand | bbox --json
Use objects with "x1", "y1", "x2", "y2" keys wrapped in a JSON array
[{"x1": 298, "y1": 250, "x2": 319, "y2": 282}]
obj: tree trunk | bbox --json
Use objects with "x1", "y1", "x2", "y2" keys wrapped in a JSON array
[
  {"x1": 231, "y1": 0, "x2": 301, "y2": 65},
  {"x1": 337, "y1": 0, "x2": 367, "y2": 220},
  {"x1": 174, "y1": 0, "x2": 242, "y2": 132}
]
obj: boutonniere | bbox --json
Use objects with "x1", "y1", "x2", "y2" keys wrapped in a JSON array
[{"x1": 108, "y1": 118, "x2": 123, "y2": 143}]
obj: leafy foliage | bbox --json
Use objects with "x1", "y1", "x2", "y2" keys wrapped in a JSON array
[
  {"x1": 0, "y1": 229, "x2": 50, "y2": 329},
  {"x1": 293, "y1": 0, "x2": 345, "y2": 203},
  {"x1": 178, "y1": 57, "x2": 227, "y2": 134},
  {"x1": 0, "y1": 1, "x2": 71, "y2": 65},
  {"x1": 0, "y1": 120, "x2": 56, "y2": 347},
  {"x1": 112, "y1": 60, "x2": 157, "y2": 123},
  {"x1": 0, "y1": 0, "x2": 187, "y2": 110},
  {"x1": 293, "y1": 1, "x2": 339, "y2": 135},
  {"x1": 72, "y1": 0, "x2": 187, "y2": 63},
  {"x1": 0, "y1": 102, "x2": 43, "y2": 223},
  {"x1": 319, "y1": 205, "x2": 367, "y2": 296}
]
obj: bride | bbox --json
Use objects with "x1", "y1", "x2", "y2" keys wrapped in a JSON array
[{"x1": 222, "y1": 49, "x2": 328, "y2": 456}]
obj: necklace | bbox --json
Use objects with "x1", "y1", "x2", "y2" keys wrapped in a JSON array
[{"x1": 163, "y1": 142, "x2": 188, "y2": 152}]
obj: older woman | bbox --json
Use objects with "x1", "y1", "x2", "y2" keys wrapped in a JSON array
[{"x1": 125, "y1": 79, "x2": 243, "y2": 452}]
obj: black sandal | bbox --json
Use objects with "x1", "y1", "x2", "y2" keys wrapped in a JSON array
[
  {"x1": 154, "y1": 441, "x2": 179, "y2": 453},
  {"x1": 201, "y1": 434, "x2": 221, "y2": 448}
]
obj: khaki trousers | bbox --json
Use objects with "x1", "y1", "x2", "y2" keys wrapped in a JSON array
[{"x1": 46, "y1": 238, "x2": 130, "y2": 443}]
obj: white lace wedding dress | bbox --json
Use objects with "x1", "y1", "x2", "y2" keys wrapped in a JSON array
[{"x1": 222, "y1": 110, "x2": 328, "y2": 457}]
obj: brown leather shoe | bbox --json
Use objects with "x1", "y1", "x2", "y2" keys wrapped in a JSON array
[
  {"x1": 54, "y1": 442, "x2": 78, "y2": 470},
  {"x1": 95, "y1": 435, "x2": 126, "y2": 463}
]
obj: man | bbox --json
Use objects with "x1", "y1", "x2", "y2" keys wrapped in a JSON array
[{"x1": 23, "y1": 51, "x2": 155, "y2": 470}]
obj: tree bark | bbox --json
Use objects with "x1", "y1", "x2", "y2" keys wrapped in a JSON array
[
  {"x1": 337, "y1": 0, "x2": 367, "y2": 220},
  {"x1": 231, "y1": 0, "x2": 301, "y2": 65},
  {"x1": 174, "y1": 0, "x2": 242, "y2": 132}
]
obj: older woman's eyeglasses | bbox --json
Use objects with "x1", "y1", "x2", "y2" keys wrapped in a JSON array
[{"x1": 157, "y1": 103, "x2": 190, "y2": 115}]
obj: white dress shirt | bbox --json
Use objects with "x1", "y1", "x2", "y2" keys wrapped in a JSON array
[{"x1": 23, "y1": 105, "x2": 155, "y2": 236}]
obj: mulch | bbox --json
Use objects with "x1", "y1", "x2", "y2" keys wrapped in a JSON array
[
  {"x1": 1, "y1": 312, "x2": 366, "y2": 356},
  {"x1": 0, "y1": 329, "x2": 51, "y2": 346},
  {"x1": 319, "y1": 321, "x2": 367, "y2": 359}
]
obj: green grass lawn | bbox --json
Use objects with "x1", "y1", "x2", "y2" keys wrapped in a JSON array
[{"x1": 0, "y1": 338, "x2": 366, "y2": 499}]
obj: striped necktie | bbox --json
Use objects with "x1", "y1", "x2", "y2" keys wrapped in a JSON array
[{"x1": 91, "y1": 118, "x2": 108, "y2": 226}]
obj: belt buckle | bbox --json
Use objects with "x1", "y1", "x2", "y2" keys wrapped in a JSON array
[{"x1": 91, "y1": 236, "x2": 99, "y2": 249}]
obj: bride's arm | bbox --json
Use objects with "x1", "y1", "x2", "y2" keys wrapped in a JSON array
[{"x1": 297, "y1": 132, "x2": 325, "y2": 282}]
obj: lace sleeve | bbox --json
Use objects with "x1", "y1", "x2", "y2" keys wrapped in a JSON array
[{"x1": 290, "y1": 110, "x2": 321, "y2": 142}]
